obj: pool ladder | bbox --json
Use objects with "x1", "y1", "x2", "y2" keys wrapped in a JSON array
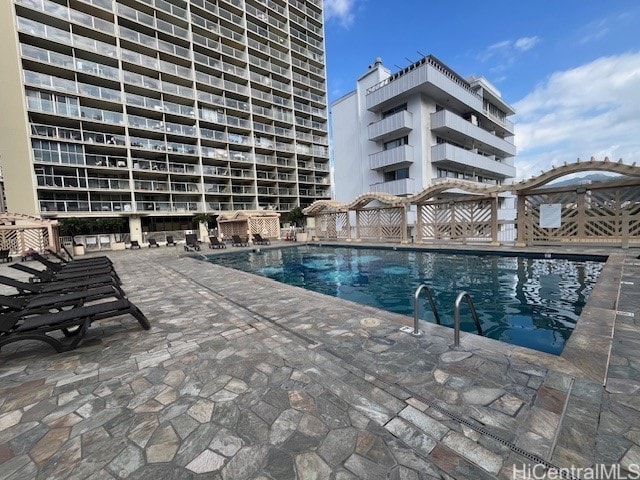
[{"x1": 411, "y1": 285, "x2": 483, "y2": 346}]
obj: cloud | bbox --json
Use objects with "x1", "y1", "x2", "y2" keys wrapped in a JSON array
[
  {"x1": 514, "y1": 36, "x2": 540, "y2": 52},
  {"x1": 478, "y1": 36, "x2": 541, "y2": 63},
  {"x1": 513, "y1": 52, "x2": 640, "y2": 180},
  {"x1": 324, "y1": 0, "x2": 358, "y2": 27}
]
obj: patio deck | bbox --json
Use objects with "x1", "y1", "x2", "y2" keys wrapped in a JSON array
[{"x1": 0, "y1": 243, "x2": 638, "y2": 479}]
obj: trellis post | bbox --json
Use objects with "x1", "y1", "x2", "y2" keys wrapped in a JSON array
[
  {"x1": 515, "y1": 194, "x2": 527, "y2": 247},
  {"x1": 491, "y1": 195, "x2": 499, "y2": 246}
]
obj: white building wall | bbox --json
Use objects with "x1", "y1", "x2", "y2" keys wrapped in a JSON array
[{"x1": 333, "y1": 62, "x2": 390, "y2": 202}]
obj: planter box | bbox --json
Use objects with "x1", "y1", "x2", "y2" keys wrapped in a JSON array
[
  {"x1": 297, "y1": 232, "x2": 309, "y2": 242},
  {"x1": 111, "y1": 242, "x2": 126, "y2": 251},
  {"x1": 73, "y1": 245, "x2": 85, "y2": 256}
]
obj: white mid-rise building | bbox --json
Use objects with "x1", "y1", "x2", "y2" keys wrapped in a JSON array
[{"x1": 332, "y1": 56, "x2": 516, "y2": 203}]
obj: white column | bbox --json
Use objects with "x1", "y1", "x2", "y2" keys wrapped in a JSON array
[{"x1": 128, "y1": 216, "x2": 143, "y2": 243}]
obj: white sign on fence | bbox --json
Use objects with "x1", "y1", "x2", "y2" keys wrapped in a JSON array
[{"x1": 540, "y1": 203, "x2": 562, "y2": 228}]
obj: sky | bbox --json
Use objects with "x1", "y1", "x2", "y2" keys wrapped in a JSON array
[{"x1": 322, "y1": 0, "x2": 640, "y2": 180}]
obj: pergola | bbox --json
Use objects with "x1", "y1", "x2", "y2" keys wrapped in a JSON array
[
  {"x1": 304, "y1": 158, "x2": 640, "y2": 247},
  {"x1": 512, "y1": 158, "x2": 640, "y2": 246},
  {"x1": 216, "y1": 210, "x2": 281, "y2": 241},
  {"x1": 407, "y1": 179, "x2": 502, "y2": 245},
  {"x1": 0, "y1": 213, "x2": 59, "y2": 255}
]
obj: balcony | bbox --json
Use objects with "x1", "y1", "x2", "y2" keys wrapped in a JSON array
[
  {"x1": 370, "y1": 178, "x2": 416, "y2": 196},
  {"x1": 367, "y1": 110, "x2": 413, "y2": 142},
  {"x1": 430, "y1": 110, "x2": 516, "y2": 157},
  {"x1": 431, "y1": 143, "x2": 516, "y2": 179},
  {"x1": 369, "y1": 145, "x2": 414, "y2": 171}
]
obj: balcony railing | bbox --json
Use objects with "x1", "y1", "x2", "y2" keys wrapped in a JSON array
[
  {"x1": 368, "y1": 110, "x2": 413, "y2": 142},
  {"x1": 369, "y1": 145, "x2": 414, "y2": 171},
  {"x1": 370, "y1": 178, "x2": 416, "y2": 196}
]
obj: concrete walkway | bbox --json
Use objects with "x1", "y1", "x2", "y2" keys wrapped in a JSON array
[{"x1": 0, "y1": 243, "x2": 638, "y2": 479}]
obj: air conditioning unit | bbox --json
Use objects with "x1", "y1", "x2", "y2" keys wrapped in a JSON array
[{"x1": 470, "y1": 114, "x2": 478, "y2": 126}]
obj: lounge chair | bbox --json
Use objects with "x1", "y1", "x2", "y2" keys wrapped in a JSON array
[
  {"x1": 252, "y1": 233, "x2": 270, "y2": 245},
  {"x1": 0, "y1": 273, "x2": 123, "y2": 297},
  {"x1": 148, "y1": 238, "x2": 160, "y2": 248},
  {"x1": 129, "y1": 240, "x2": 141, "y2": 249},
  {"x1": 0, "y1": 298, "x2": 150, "y2": 353},
  {"x1": 166, "y1": 236, "x2": 177, "y2": 247},
  {"x1": 0, "y1": 250, "x2": 13, "y2": 263},
  {"x1": 0, "y1": 284, "x2": 126, "y2": 315},
  {"x1": 9, "y1": 263, "x2": 120, "y2": 285},
  {"x1": 208, "y1": 236, "x2": 226, "y2": 249},
  {"x1": 32, "y1": 252, "x2": 111, "y2": 272},
  {"x1": 184, "y1": 233, "x2": 201, "y2": 251},
  {"x1": 231, "y1": 235, "x2": 248, "y2": 247}
]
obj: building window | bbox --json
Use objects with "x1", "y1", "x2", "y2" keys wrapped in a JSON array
[
  {"x1": 382, "y1": 103, "x2": 407, "y2": 118},
  {"x1": 383, "y1": 136, "x2": 408, "y2": 150},
  {"x1": 384, "y1": 168, "x2": 409, "y2": 182}
]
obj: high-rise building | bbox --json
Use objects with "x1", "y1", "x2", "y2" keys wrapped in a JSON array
[
  {"x1": 0, "y1": 0, "x2": 330, "y2": 235},
  {"x1": 332, "y1": 56, "x2": 516, "y2": 202}
]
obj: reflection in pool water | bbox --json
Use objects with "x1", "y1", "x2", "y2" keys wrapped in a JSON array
[{"x1": 208, "y1": 247, "x2": 604, "y2": 355}]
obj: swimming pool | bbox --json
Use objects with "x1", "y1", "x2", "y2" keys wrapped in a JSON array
[{"x1": 207, "y1": 246, "x2": 604, "y2": 355}]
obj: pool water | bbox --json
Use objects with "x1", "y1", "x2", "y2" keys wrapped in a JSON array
[{"x1": 207, "y1": 246, "x2": 604, "y2": 355}]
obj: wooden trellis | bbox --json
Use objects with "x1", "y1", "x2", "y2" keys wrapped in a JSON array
[
  {"x1": 315, "y1": 211, "x2": 349, "y2": 239},
  {"x1": 0, "y1": 213, "x2": 59, "y2": 254},
  {"x1": 356, "y1": 207, "x2": 404, "y2": 241},
  {"x1": 517, "y1": 181, "x2": 640, "y2": 246},
  {"x1": 216, "y1": 210, "x2": 281, "y2": 241},
  {"x1": 416, "y1": 197, "x2": 496, "y2": 243}
]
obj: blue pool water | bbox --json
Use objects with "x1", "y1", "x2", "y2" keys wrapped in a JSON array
[{"x1": 207, "y1": 246, "x2": 604, "y2": 355}]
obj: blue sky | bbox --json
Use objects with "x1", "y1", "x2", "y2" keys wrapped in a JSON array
[{"x1": 322, "y1": 1, "x2": 640, "y2": 180}]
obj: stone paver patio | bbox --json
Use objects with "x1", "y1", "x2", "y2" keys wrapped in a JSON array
[{"x1": 0, "y1": 242, "x2": 639, "y2": 479}]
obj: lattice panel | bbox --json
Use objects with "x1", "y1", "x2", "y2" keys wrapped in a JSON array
[
  {"x1": 0, "y1": 228, "x2": 49, "y2": 254},
  {"x1": 249, "y1": 217, "x2": 280, "y2": 238},
  {"x1": 219, "y1": 222, "x2": 248, "y2": 239},
  {"x1": 316, "y1": 214, "x2": 336, "y2": 239},
  {"x1": 0, "y1": 230, "x2": 19, "y2": 253},
  {"x1": 453, "y1": 202, "x2": 491, "y2": 240},
  {"x1": 524, "y1": 192, "x2": 579, "y2": 241},
  {"x1": 522, "y1": 184, "x2": 640, "y2": 244},
  {"x1": 380, "y1": 208, "x2": 403, "y2": 239},
  {"x1": 418, "y1": 202, "x2": 491, "y2": 241},
  {"x1": 334, "y1": 212, "x2": 350, "y2": 239},
  {"x1": 357, "y1": 210, "x2": 379, "y2": 239}
]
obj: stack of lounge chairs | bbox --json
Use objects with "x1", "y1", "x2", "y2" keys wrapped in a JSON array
[{"x1": 0, "y1": 249, "x2": 150, "y2": 353}]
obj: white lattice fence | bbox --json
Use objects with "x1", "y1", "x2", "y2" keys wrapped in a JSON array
[
  {"x1": 315, "y1": 214, "x2": 334, "y2": 239},
  {"x1": 521, "y1": 184, "x2": 640, "y2": 245},
  {"x1": 249, "y1": 217, "x2": 280, "y2": 238},
  {"x1": 380, "y1": 208, "x2": 403, "y2": 240},
  {"x1": 315, "y1": 212, "x2": 349, "y2": 239},
  {"x1": 0, "y1": 228, "x2": 49, "y2": 254},
  {"x1": 357, "y1": 210, "x2": 380, "y2": 239},
  {"x1": 418, "y1": 204, "x2": 450, "y2": 241},
  {"x1": 0, "y1": 230, "x2": 19, "y2": 254},
  {"x1": 453, "y1": 202, "x2": 492, "y2": 241}
]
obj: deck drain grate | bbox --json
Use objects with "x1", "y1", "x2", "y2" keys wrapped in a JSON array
[{"x1": 323, "y1": 347, "x2": 577, "y2": 480}]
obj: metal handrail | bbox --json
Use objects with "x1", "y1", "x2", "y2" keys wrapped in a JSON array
[
  {"x1": 412, "y1": 284, "x2": 441, "y2": 335},
  {"x1": 453, "y1": 291, "x2": 483, "y2": 347}
]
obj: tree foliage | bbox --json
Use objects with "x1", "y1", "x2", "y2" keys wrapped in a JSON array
[{"x1": 286, "y1": 207, "x2": 305, "y2": 227}]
